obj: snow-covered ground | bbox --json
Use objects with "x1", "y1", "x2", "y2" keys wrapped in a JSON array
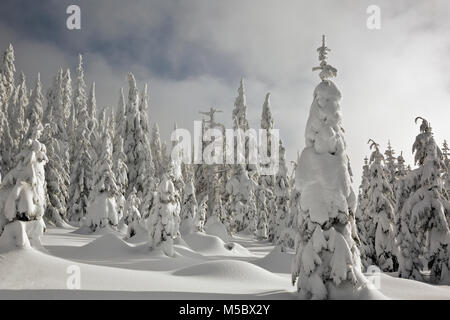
[{"x1": 0, "y1": 227, "x2": 449, "y2": 300}]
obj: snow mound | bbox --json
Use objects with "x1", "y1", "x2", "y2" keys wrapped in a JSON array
[
  {"x1": 182, "y1": 232, "x2": 252, "y2": 256},
  {"x1": 204, "y1": 219, "x2": 229, "y2": 242},
  {"x1": 0, "y1": 220, "x2": 45, "y2": 253},
  {"x1": 254, "y1": 246, "x2": 294, "y2": 274},
  {"x1": 172, "y1": 260, "x2": 284, "y2": 283},
  {"x1": 79, "y1": 233, "x2": 133, "y2": 258}
]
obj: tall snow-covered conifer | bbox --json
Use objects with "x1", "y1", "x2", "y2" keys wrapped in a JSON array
[
  {"x1": 68, "y1": 55, "x2": 92, "y2": 223},
  {"x1": 398, "y1": 118, "x2": 450, "y2": 283},
  {"x1": 1, "y1": 44, "x2": 15, "y2": 99},
  {"x1": 292, "y1": 36, "x2": 363, "y2": 299},
  {"x1": 366, "y1": 140, "x2": 398, "y2": 272},
  {"x1": 355, "y1": 156, "x2": 374, "y2": 269}
]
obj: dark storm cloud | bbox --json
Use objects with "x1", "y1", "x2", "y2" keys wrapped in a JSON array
[{"x1": 0, "y1": 0, "x2": 449, "y2": 188}]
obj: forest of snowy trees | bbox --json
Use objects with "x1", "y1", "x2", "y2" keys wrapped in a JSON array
[{"x1": 0, "y1": 37, "x2": 449, "y2": 299}]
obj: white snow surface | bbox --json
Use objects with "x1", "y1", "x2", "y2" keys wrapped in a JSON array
[{"x1": 0, "y1": 226, "x2": 448, "y2": 299}]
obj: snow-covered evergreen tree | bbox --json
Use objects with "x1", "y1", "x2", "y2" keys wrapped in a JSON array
[
  {"x1": 195, "y1": 197, "x2": 207, "y2": 232},
  {"x1": 113, "y1": 136, "x2": 128, "y2": 221},
  {"x1": 151, "y1": 123, "x2": 164, "y2": 179},
  {"x1": 147, "y1": 164, "x2": 181, "y2": 257},
  {"x1": 41, "y1": 121, "x2": 69, "y2": 227},
  {"x1": 255, "y1": 188, "x2": 269, "y2": 240},
  {"x1": 355, "y1": 156, "x2": 374, "y2": 269},
  {"x1": 179, "y1": 174, "x2": 198, "y2": 235},
  {"x1": 11, "y1": 72, "x2": 28, "y2": 154},
  {"x1": 124, "y1": 188, "x2": 142, "y2": 238},
  {"x1": 259, "y1": 93, "x2": 277, "y2": 241},
  {"x1": 136, "y1": 84, "x2": 156, "y2": 218},
  {"x1": 0, "y1": 123, "x2": 48, "y2": 245},
  {"x1": 226, "y1": 164, "x2": 258, "y2": 233},
  {"x1": 292, "y1": 36, "x2": 362, "y2": 299},
  {"x1": 1, "y1": 44, "x2": 15, "y2": 99},
  {"x1": 68, "y1": 55, "x2": 92, "y2": 223},
  {"x1": 24, "y1": 74, "x2": 44, "y2": 141},
  {"x1": 123, "y1": 75, "x2": 155, "y2": 216},
  {"x1": 275, "y1": 141, "x2": 290, "y2": 247},
  {"x1": 280, "y1": 157, "x2": 301, "y2": 249},
  {"x1": 366, "y1": 140, "x2": 398, "y2": 272},
  {"x1": 85, "y1": 127, "x2": 119, "y2": 232},
  {"x1": 398, "y1": 118, "x2": 450, "y2": 283},
  {"x1": 384, "y1": 141, "x2": 397, "y2": 188},
  {"x1": 232, "y1": 78, "x2": 249, "y2": 132}
]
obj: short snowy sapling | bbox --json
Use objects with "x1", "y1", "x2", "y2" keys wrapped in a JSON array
[{"x1": 147, "y1": 164, "x2": 181, "y2": 257}]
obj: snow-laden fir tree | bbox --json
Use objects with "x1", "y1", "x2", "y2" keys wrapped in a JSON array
[
  {"x1": 170, "y1": 122, "x2": 185, "y2": 206},
  {"x1": 113, "y1": 136, "x2": 128, "y2": 221},
  {"x1": 259, "y1": 92, "x2": 277, "y2": 241},
  {"x1": 137, "y1": 84, "x2": 156, "y2": 218},
  {"x1": 281, "y1": 157, "x2": 301, "y2": 249},
  {"x1": 124, "y1": 73, "x2": 140, "y2": 195},
  {"x1": 37, "y1": 71, "x2": 69, "y2": 227},
  {"x1": 292, "y1": 36, "x2": 363, "y2": 299},
  {"x1": 255, "y1": 187, "x2": 269, "y2": 240},
  {"x1": 232, "y1": 78, "x2": 250, "y2": 132},
  {"x1": 68, "y1": 55, "x2": 92, "y2": 223},
  {"x1": 10, "y1": 72, "x2": 28, "y2": 155},
  {"x1": 195, "y1": 197, "x2": 207, "y2": 232},
  {"x1": 1, "y1": 44, "x2": 15, "y2": 99},
  {"x1": 123, "y1": 74, "x2": 155, "y2": 215},
  {"x1": 86, "y1": 82, "x2": 99, "y2": 167},
  {"x1": 384, "y1": 141, "x2": 397, "y2": 188},
  {"x1": 0, "y1": 123, "x2": 48, "y2": 247},
  {"x1": 179, "y1": 174, "x2": 198, "y2": 235},
  {"x1": 151, "y1": 123, "x2": 164, "y2": 179},
  {"x1": 366, "y1": 140, "x2": 398, "y2": 272},
  {"x1": 24, "y1": 74, "x2": 44, "y2": 142},
  {"x1": 394, "y1": 169, "x2": 422, "y2": 280},
  {"x1": 275, "y1": 140, "x2": 290, "y2": 247},
  {"x1": 396, "y1": 151, "x2": 408, "y2": 178},
  {"x1": 147, "y1": 163, "x2": 181, "y2": 257},
  {"x1": 123, "y1": 187, "x2": 142, "y2": 238},
  {"x1": 226, "y1": 164, "x2": 258, "y2": 233},
  {"x1": 46, "y1": 69, "x2": 71, "y2": 212},
  {"x1": 113, "y1": 87, "x2": 126, "y2": 157},
  {"x1": 355, "y1": 156, "x2": 374, "y2": 269},
  {"x1": 85, "y1": 126, "x2": 119, "y2": 232},
  {"x1": 41, "y1": 122, "x2": 69, "y2": 227},
  {"x1": 398, "y1": 118, "x2": 450, "y2": 283}
]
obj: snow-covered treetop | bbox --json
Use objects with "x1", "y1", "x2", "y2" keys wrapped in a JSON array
[
  {"x1": 261, "y1": 93, "x2": 274, "y2": 131},
  {"x1": 27, "y1": 73, "x2": 44, "y2": 126},
  {"x1": 385, "y1": 141, "x2": 396, "y2": 164},
  {"x1": 412, "y1": 117, "x2": 442, "y2": 166},
  {"x1": 1, "y1": 44, "x2": 15, "y2": 93},
  {"x1": 232, "y1": 78, "x2": 249, "y2": 130},
  {"x1": 73, "y1": 55, "x2": 87, "y2": 119},
  {"x1": 396, "y1": 151, "x2": 408, "y2": 176},
  {"x1": 312, "y1": 35, "x2": 337, "y2": 81},
  {"x1": 368, "y1": 139, "x2": 384, "y2": 165}
]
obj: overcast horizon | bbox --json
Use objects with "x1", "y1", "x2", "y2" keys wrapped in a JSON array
[{"x1": 1, "y1": 0, "x2": 449, "y2": 188}]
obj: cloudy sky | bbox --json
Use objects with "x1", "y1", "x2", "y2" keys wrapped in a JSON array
[{"x1": 0, "y1": 0, "x2": 449, "y2": 187}]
